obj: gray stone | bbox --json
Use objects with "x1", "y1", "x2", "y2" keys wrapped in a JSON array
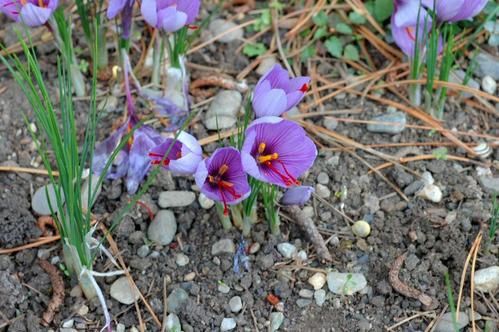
[
  {"x1": 167, "y1": 288, "x2": 189, "y2": 314},
  {"x1": 137, "y1": 245, "x2": 150, "y2": 258},
  {"x1": 473, "y1": 266, "x2": 499, "y2": 292},
  {"x1": 158, "y1": 191, "x2": 196, "y2": 208},
  {"x1": 229, "y1": 296, "x2": 242, "y2": 313},
  {"x1": 317, "y1": 172, "x2": 330, "y2": 185},
  {"x1": 166, "y1": 313, "x2": 181, "y2": 332},
  {"x1": 314, "y1": 289, "x2": 326, "y2": 306},
  {"x1": 367, "y1": 111, "x2": 406, "y2": 134},
  {"x1": 475, "y1": 52, "x2": 499, "y2": 80},
  {"x1": 110, "y1": 277, "x2": 140, "y2": 304},
  {"x1": 257, "y1": 56, "x2": 277, "y2": 75},
  {"x1": 175, "y1": 253, "x2": 190, "y2": 267},
  {"x1": 434, "y1": 312, "x2": 469, "y2": 332},
  {"x1": 116, "y1": 323, "x2": 125, "y2": 332},
  {"x1": 211, "y1": 239, "x2": 236, "y2": 255},
  {"x1": 277, "y1": 242, "x2": 296, "y2": 259},
  {"x1": 315, "y1": 184, "x2": 331, "y2": 199},
  {"x1": 32, "y1": 184, "x2": 64, "y2": 215},
  {"x1": 209, "y1": 19, "x2": 244, "y2": 43},
  {"x1": 481, "y1": 75, "x2": 497, "y2": 94},
  {"x1": 298, "y1": 289, "x2": 314, "y2": 298},
  {"x1": 327, "y1": 272, "x2": 367, "y2": 295},
  {"x1": 220, "y1": 317, "x2": 237, "y2": 331},
  {"x1": 218, "y1": 283, "x2": 230, "y2": 294},
  {"x1": 296, "y1": 298, "x2": 312, "y2": 307},
  {"x1": 270, "y1": 312, "x2": 284, "y2": 331},
  {"x1": 323, "y1": 117, "x2": 338, "y2": 131},
  {"x1": 204, "y1": 90, "x2": 242, "y2": 130},
  {"x1": 147, "y1": 210, "x2": 177, "y2": 245},
  {"x1": 479, "y1": 177, "x2": 499, "y2": 194}
]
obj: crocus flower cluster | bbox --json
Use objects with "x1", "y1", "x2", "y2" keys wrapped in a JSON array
[
  {"x1": 0, "y1": 0, "x2": 58, "y2": 26},
  {"x1": 391, "y1": 0, "x2": 488, "y2": 58}
]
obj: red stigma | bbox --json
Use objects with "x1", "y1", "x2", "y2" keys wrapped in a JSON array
[
  {"x1": 188, "y1": 25, "x2": 199, "y2": 30},
  {"x1": 405, "y1": 27, "x2": 416, "y2": 41},
  {"x1": 264, "y1": 161, "x2": 300, "y2": 187},
  {"x1": 208, "y1": 165, "x2": 241, "y2": 216},
  {"x1": 148, "y1": 152, "x2": 171, "y2": 166},
  {"x1": 299, "y1": 83, "x2": 309, "y2": 93}
]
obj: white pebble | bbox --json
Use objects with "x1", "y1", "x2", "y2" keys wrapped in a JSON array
[
  {"x1": 198, "y1": 193, "x2": 215, "y2": 209},
  {"x1": 473, "y1": 266, "x2": 499, "y2": 292},
  {"x1": 221, "y1": 317, "x2": 237, "y2": 331},
  {"x1": 481, "y1": 75, "x2": 497, "y2": 94},
  {"x1": 308, "y1": 272, "x2": 327, "y2": 290},
  {"x1": 352, "y1": 220, "x2": 371, "y2": 238}
]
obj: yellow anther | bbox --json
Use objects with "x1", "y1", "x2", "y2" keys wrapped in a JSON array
[
  {"x1": 257, "y1": 153, "x2": 278, "y2": 164},
  {"x1": 258, "y1": 142, "x2": 266, "y2": 154},
  {"x1": 219, "y1": 164, "x2": 229, "y2": 176},
  {"x1": 38, "y1": 0, "x2": 45, "y2": 7}
]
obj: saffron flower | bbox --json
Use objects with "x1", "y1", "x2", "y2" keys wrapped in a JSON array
[
  {"x1": 141, "y1": 0, "x2": 201, "y2": 32},
  {"x1": 252, "y1": 64, "x2": 310, "y2": 118},
  {"x1": 195, "y1": 147, "x2": 251, "y2": 215},
  {"x1": 241, "y1": 117, "x2": 317, "y2": 188},
  {"x1": 421, "y1": 0, "x2": 488, "y2": 22},
  {"x1": 148, "y1": 131, "x2": 202, "y2": 175},
  {"x1": 0, "y1": 0, "x2": 58, "y2": 27},
  {"x1": 391, "y1": 0, "x2": 436, "y2": 58},
  {"x1": 281, "y1": 186, "x2": 314, "y2": 206},
  {"x1": 93, "y1": 113, "x2": 163, "y2": 195},
  {"x1": 107, "y1": 0, "x2": 135, "y2": 39}
]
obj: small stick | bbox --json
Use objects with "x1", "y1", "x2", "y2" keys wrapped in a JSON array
[
  {"x1": 470, "y1": 233, "x2": 482, "y2": 332},
  {"x1": 456, "y1": 232, "x2": 482, "y2": 319},
  {"x1": 282, "y1": 205, "x2": 332, "y2": 262},
  {"x1": 0, "y1": 165, "x2": 59, "y2": 177},
  {"x1": 389, "y1": 253, "x2": 433, "y2": 308},
  {"x1": 38, "y1": 260, "x2": 64, "y2": 326}
]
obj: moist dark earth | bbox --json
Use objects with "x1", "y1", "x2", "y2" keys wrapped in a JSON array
[{"x1": 1, "y1": 13, "x2": 498, "y2": 332}]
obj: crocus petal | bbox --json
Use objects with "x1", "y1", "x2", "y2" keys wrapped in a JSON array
[
  {"x1": 422, "y1": 0, "x2": 464, "y2": 22},
  {"x1": 92, "y1": 123, "x2": 127, "y2": 176},
  {"x1": 194, "y1": 159, "x2": 209, "y2": 193},
  {"x1": 178, "y1": 131, "x2": 202, "y2": 155},
  {"x1": 169, "y1": 152, "x2": 202, "y2": 175},
  {"x1": 281, "y1": 186, "x2": 314, "y2": 206},
  {"x1": 252, "y1": 89, "x2": 288, "y2": 118},
  {"x1": 158, "y1": 6, "x2": 187, "y2": 32},
  {"x1": 141, "y1": 0, "x2": 158, "y2": 27},
  {"x1": 19, "y1": 3, "x2": 53, "y2": 26},
  {"x1": 394, "y1": 0, "x2": 425, "y2": 27},
  {"x1": 176, "y1": 0, "x2": 200, "y2": 24},
  {"x1": 0, "y1": 0, "x2": 21, "y2": 20},
  {"x1": 449, "y1": 0, "x2": 488, "y2": 21},
  {"x1": 107, "y1": 0, "x2": 127, "y2": 19}
]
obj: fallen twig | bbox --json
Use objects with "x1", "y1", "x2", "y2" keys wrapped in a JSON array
[
  {"x1": 389, "y1": 253, "x2": 434, "y2": 308},
  {"x1": 282, "y1": 205, "x2": 332, "y2": 262},
  {"x1": 38, "y1": 260, "x2": 64, "y2": 326},
  {"x1": 190, "y1": 75, "x2": 248, "y2": 98}
]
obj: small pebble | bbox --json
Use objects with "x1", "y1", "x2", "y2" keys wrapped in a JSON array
[
  {"x1": 323, "y1": 117, "x2": 338, "y2": 131},
  {"x1": 298, "y1": 289, "x2": 314, "y2": 299},
  {"x1": 434, "y1": 312, "x2": 469, "y2": 332},
  {"x1": 296, "y1": 298, "x2": 312, "y2": 307},
  {"x1": 257, "y1": 56, "x2": 277, "y2": 75},
  {"x1": 416, "y1": 184, "x2": 443, "y2": 203},
  {"x1": 147, "y1": 210, "x2": 177, "y2": 245},
  {"x1": 314, "y1": 289, "x2": 326, "y2": 306},
  {"x1": 317, "y1": 172, "x2": 330, "y2": 185},
  {"x1": 70, "y1": 286, "x2": 82, "y2": 298},
  {"x1": 62, "y1": 319, "x2": 74, "y2": 328},
  {"x1": 270, "y1": 312, "x2": 284, "y2": 331},
  {"x1": 158, "y1": 191, "x2": 196, "y2": 208},
  {"x1": 367, "y1": 111, "x2": 406, "y2": 134},
  {"x1": 209, "y1": 19, "x2": 243, "y2": 43},
  {"x1": 110, "y1": 277, "x2": 140, "y2": 305},
  {"x1": 77, "y1": 305, "x2": 89, "y2": 316},
  {"x1": 220, "y1": 317, "x2": 237, "y2": 331},
  {"x1": 116, "y1": 323, "x2": 125, "y2": 332},
  {"x1": 481, "y1": 75, "x2": 497, "y2": 94},
  {"x1": 137, "y1": 245, "x2": 150, "y2": 258},
  {"x1": 218, "y1": 283, "x2": 230, "y2": 294},
  {"x1": 212, "y1": 239, "x2": 236, "y2": 255},
  {"x1": 473, "y1": 266, "x2": 499, "y2": 292},
  {"x1": 352, "y1": 220, "x2": 371, "y2": 238},
  {"x1": 32, "y1": 184, "x2": 64, "y2": 215},
  {"x1": 315, "y1": 184, "x2": 331, "y2": 199},
  {"x1": 308, "y1": 272, "x2": 327, "y2": 290},
  {"x1": 204, "y1": 90, "x2": 242, "y2": 130},
  {"x1": 198, "y1": 193, "x2": 215, "y2": 209},
  {"x1": 166, "y1": 313, "x2": 181, "y2": 332},
  {"x1": 277, "y1": 242, "x2": 297, "y2": 259},
  {"x1": 184, "y1": 272, "x2": 196, "y2": 281},
  {"x1": 248, "y1": 242, "x2": 260, "y2": 254},
  {"x1": 295, "y1": 250, "x2": 307, "y2": 262},
  {"x1": 302, "y1": 206, "x2": 314, "y2": 218},
  {"x1": 167, "y1": 288, "x2": 189, "y2": 314},
  {"x1": 175, "y1": 253, "x2": 190, "y2": 267},
  {"x1": 229, "y1": 296, "x2": 243, "y2": 313}
]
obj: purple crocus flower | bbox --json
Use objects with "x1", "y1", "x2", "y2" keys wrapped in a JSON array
[
  {"x1": 140, "y1": 0, "x2": 201, "y2": 32},
  {"x1": 148, "y1": 131, "x2": 202, "y2": 175},
  {"x1": 241, "y1": 117, "x2": 317, "y2": 188},
  {"x1": 93, "y1": 114, "x2": 163, "y2": 194},
  {"x1": 281, "y1": 186, "x2": 314, "y2": 206},
  {"x1": 0, "y1": 0, "x2": 58, "y2": 27},
  {"x1": 421, "y1": 0, "x2": 487, "y2": 22},
  {"x1": 252, "y1": 64, "x2": 310, "y2": 118},
  {"x1": 194, "y1": 147, "x2": 251, "y2": 215},
  {"x1": 107, "y1": 0, "x2": 135, "y2": 39},
  {"x1": 391, "y1": 0, "x2": 436, "y2": 58}
]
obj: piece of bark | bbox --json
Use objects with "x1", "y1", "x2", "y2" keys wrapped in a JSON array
[
  {"x1": 283, "y1": 206, "x2": 333, "y2": 262},
  {"x1": 39, "y1": 260, "x2": 65, "y2": 326}
]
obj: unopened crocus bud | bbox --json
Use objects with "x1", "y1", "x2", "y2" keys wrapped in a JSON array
[
  {"x1": 252, "y1": 64, "x2": 310, "y2": 118},
  {"x1": 0, "y1": 0, "x2": 58, "y2": 27}
]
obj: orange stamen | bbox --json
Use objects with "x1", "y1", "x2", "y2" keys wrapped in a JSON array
[
  {"x1": 208, "y1": 164, "x2": 241, "y2": 216},
  {"x1": 258, "y1": 152, "x2": 279, "y2": 164},
  {"x1": 258, "y1": 142, "x2": 266, "y2": 154},
  {"x1": 405, "y1": 27, "x2": 416, "y2": 41}
]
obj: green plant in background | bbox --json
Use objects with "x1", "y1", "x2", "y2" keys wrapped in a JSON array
[
  {"x1": 444, "y1": 273, "x2": 459, "y2": 332},
  {"x1": 489, "y1": 196, "x2": 498, "y2": 244}
]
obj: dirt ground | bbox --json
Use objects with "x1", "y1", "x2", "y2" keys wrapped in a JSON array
[{"x1": 0, "y1": 5, "x2": 498, "y2": 332}]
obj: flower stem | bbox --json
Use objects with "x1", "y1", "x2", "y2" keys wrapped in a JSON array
[
  {"x1": 216, "y1": 203, "x2": 233, "y2": 230},
  {"x1": 151, "y1": 35, "x2": 164, "y2": 86}
]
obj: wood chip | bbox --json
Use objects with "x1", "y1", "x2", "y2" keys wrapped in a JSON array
[{"x1": 39, "y1": 260, "x2": 65, "y2": 326}]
